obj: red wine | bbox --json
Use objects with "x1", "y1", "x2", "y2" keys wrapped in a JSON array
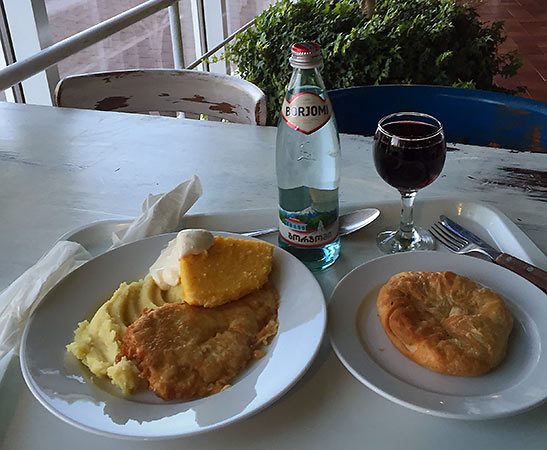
[{"x1": 374, "y1": 121, "x2": 446, "y2": 191}]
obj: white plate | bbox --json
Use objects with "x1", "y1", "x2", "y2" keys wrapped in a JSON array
[
  {"x1": 328, "y1": 251, "x2": 547, "y2": 420},
  {"x1": 20, "y1": 232, "x2": 326, "y2": 440},
  {"x1": 58, "y1": 219, "x2": 132, "y2": 257}
]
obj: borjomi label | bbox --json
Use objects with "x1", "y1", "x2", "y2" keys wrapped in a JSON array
[
  {"x1": 278, "y1": 205, "x2": 338, "y2": 248},
  {"x1": 281, "y1": 92, "x2": 332, "y2": 135}
]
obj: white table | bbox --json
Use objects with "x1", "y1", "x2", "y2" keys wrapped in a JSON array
[{"x1": 1, "y1": 102, "x2": 546, "y2": 449}]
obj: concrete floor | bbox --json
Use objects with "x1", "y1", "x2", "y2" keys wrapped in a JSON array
[
  {"x1": 45, "y1": 0, "x2": 274, "y2": 77},
  {"x1": 473, "y1": 0, "x2": 547, "y2": 103}
]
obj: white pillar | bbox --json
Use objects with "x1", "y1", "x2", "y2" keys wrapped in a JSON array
[
  {"x1": 190, "y1": 0, "x2": 228, "y2": 74},
  {"x1": 3, "y1": 0, "x2": 59, "y2": 105}
]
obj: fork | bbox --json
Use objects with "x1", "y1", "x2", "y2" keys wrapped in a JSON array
[
  {"x1": 430, "y1": 221, "x2": 547, "y2": 292},
  {"x1": 429, "y1": 222, "x2": 493, "y2": 260}
]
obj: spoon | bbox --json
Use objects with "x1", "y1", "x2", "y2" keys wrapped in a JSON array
[{"x1": 241, "y1": 208, "x2": 380, "y2": 238}]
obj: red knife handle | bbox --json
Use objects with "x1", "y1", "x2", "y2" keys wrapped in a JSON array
[{"x1": 494, "y1": 253, "x2": 547, "y2": 293}]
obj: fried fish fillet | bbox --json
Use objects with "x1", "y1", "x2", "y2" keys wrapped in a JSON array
[{"x1": 119, "y1": 282, "x2": 279, "y2": 401}]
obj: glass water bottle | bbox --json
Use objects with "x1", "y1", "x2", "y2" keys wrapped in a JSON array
[{"x1": 276, "y1": 42, "x2": 341, "y2": 271}]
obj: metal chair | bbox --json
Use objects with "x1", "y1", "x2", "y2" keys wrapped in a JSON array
[
  {"x1": 329, "y1": 85, "x2": 547, "y2": 152},
  {"x1": 54, "y1": 69, "x2": 267, "y2": 125}
]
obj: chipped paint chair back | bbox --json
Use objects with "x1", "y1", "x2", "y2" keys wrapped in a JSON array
[
  {"x1": 329, "y1": 85, "x2": 547, "y2": 152},
  {"x1": 54, "y1": 69, "x2": 267, "y2": 125}
]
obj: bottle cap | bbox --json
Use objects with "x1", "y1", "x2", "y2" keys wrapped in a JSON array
[{"x1": 289, "y1": 42, "x2": 323, "y2": 69}]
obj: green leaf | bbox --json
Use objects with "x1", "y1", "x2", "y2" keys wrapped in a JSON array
[{"x1": 224, "y1": 0, "x2": 524, "y2": 125}]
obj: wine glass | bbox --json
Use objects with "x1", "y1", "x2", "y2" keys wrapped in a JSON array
[{"x1": 373, "y1": 112, "x2": 446, "y2": 253}]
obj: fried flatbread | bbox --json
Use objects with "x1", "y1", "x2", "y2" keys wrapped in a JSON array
[
  {"x1": 119, "y1": 282, "x2": 279, "y2": 401},
  {"x1": 179, "y1": 236, "x2": 274, "y2": 307},
  {"x1": 377, "y1": 271, "x2": 513, "y2": 376}
]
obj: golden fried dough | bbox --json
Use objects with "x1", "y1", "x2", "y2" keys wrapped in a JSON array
[
  {"x1": 179, "y1": 236, "x2": 274, "y2": 307},
  {"x1": 376, "y1": 271, "x2": 513, "y2": 376},
  {"x1": 119, "y1": 283, "x2": 279, "y2": 401}
]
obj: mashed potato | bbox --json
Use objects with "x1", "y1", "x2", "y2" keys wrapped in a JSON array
[{"x1": 66, "y1": 275, "x2": 183, "y2": 394}]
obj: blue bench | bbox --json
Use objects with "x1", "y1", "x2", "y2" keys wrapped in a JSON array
[{"x1": 329, "y1": 85, "x2": 547, "y2": 153}]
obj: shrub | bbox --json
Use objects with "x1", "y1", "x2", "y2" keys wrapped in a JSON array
[{"x1": 225, "y1": 0, "x2": 523, "y2": 125}]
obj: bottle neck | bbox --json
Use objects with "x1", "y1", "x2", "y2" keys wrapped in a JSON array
[{"x1": 287, "y1": 66, "x2": 326, "y2": 94}]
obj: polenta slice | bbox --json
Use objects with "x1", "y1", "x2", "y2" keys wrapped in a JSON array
[{"x1": 179, "y1": 236, "x2": 274, "y2": 307}]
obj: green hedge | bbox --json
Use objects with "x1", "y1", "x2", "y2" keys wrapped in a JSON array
[{"x1": 225, "y1": 0, "x2": 523, "y2": 125}]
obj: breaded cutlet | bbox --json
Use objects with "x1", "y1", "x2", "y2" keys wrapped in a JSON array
[{"x1": 119, "y1": 282, "x2": 279, "y2": 401}]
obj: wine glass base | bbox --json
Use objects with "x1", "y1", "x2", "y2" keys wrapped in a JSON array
[{"x1": 376, "y1": 227, "x2": 435, "y2": 254}]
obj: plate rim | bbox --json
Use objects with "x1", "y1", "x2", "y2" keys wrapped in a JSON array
[
  {"x1": 56, "y1": 198, "x2": 547, "y2": 268},
  {"x1": 19, "y1": 231, "x2": 327, "y2": 440},
  {"x1": 328, "y1": 251, "x2": 547, "y2": 420}
]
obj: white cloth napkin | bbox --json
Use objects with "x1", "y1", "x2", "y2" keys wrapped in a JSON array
[
  {"x1": 111, "y1": 175, "x2": 202, "y2": 247},
  {"x1": 0, "y1": 175, "x2": 202, "y2": 360}
]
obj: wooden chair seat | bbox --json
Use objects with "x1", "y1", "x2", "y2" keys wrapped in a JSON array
[
  {"x1": 329, "y1": 85, "x2": 547, "y2": 152},
  {"x1": 54, "y1": 69, "x2": 267, "y2": 125}
]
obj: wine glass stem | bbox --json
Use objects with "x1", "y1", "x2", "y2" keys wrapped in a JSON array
[{"x1": 398, "y1": 191, "x2": 416, "y2": 239}]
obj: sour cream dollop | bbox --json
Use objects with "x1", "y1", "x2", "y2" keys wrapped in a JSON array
[{"x1": 149, "y1": 229, "x2": 215, "y2": 290}]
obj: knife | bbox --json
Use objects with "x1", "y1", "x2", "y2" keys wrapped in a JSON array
[{"x1": 440, "y1": 215, "x2": 547, "y2": 292}]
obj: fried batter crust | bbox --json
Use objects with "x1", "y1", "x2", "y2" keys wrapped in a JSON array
[
  {"x1": 119, "y1": 283, "x2": 279, "y2": 400},
  {"x1": 376, "y1": 272, "x2": 513, "y2": 376}
]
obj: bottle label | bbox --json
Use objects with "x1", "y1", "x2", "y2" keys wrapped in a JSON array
[
  {"x1": 281, "y1": 92, "x2": 332, "y2": 135},
  {"x1": 278, "y1": 207, "x2": 338, "y2": 248}
]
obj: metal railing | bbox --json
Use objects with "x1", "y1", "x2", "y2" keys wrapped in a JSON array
[
  {"x1": 0, "y1": 0, "x2": 252, "y2": 97},
  {"x1": 187, "y1": 17, "x2": 255, "y2": 70}
]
